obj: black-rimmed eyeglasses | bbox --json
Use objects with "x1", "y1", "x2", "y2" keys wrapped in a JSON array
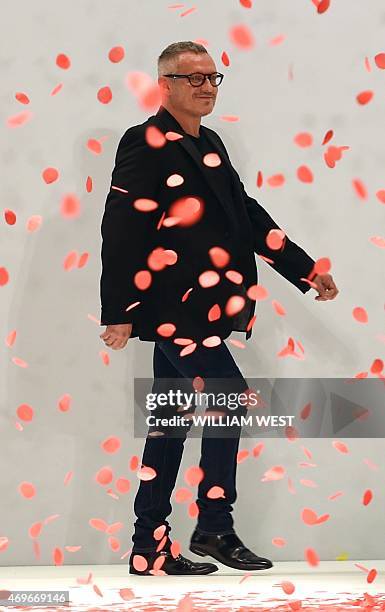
[{"x1": 163, "y1": 72, "x2": 224, "y2": 87}]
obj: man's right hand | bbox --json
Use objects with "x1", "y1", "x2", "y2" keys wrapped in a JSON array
[{"x1": 99, "y1": 323, "x2": 133, "y2": 350}]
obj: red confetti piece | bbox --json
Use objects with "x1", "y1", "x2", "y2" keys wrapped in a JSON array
[
  {"x1": 333, "y1": 440, "x2": 349, "y2": 453},
  {"x1": 97, "y1": 86, "x2": 112, "y2": 104},
  {"x1": 225, "y1": 295, "x2": 245, "y2": 316},
  {"x1": 64, "y1": 471, "x2": 73, "y2": 485},
  {"x1": 86, "y1": 176, "x2": 93, "y2": 192},
  {"x1": 356, "y1": 90, "x2": 374, "y2": 105},
  {"x1": 294, "y1": 132, "x2": 313, "y2": 147},
  {"x1": 58, "y1": 394, "x2": 71, "y2": 412},
  {"x1": 0, "y1": 267, "x2": 9, "y2": 287},
  {"x1": 19, "y1": 482, "x2": 36, "y2": 499},
  {"x1": 198, "y1": 270, "x2": 220, "y2": 288},
  {"x1": 221, "y1": 51, "x2": 230, "y2": 66},
  {"x1": 5, "y1": 330, "x2": 17, "y2": 347},
  {"x1": 42, "y1": 167, "x2": 59, "y2": 184},
  {"x1": 16, "y1": 404, "x2": 34, "y2": 422},
  {"x1": 116, "y1": 478, "x2": 130, "y2": 494},
  {"x1": 374, "y1": 53, "x2": 385, "y2": 69},
  {"x1": 269, "y1": 34, "x2": 285, "y2": 46},
  {"x1": 101, "y1": 436, "x2": 121, "y2": 453},
  {"x1": 207, "y1": 485, "x2": 225, "y2": 499},
  {"x1": 53, "y1": 547, "x2": 64, "y2": 565},
  {"x1": 353, "y1": 306, "x2": 368, "y2": 323},
  {"x1": 139, "y1": 84, "x2": 162, "y2": 111},
  {"x1": 208, "y1": 304, "x2": 221, "y2": 321},
  {"x1": 317, "y1": 0, "x2": 330, "y2": 13},
  {"x1": 50, "y1": 83, "x2": 63, "y2": 96},
  {"x1": 130, "y1": 456, "x2": 139, "y2": 471},
  {"x1": 184, "y1": 466, "x2": 204, "y2": 487},
  {"x1": 0, "y1": 537, "x2": 9, "y2": 552},
  {"x1": 157, "y1": 323, "x2": 176, "y2": 337},
  {"x1": 297, "y1": 165, "x2": 314, "y2": 183},
  {"x1": 363, "y1": 489, "x2": 373, "y2": 506},
  {"x1": 166, "y1": 173, "x2": 184, "y2": 187},
  {"x1": 4, "y1": 209, "x2": 16, "y2": 225},
  {"x1": 370, "y1": 235, "x2": 385, "y2": 248},
  {"x1": 314, "y1": 256, "x2": 331, "y2": 275},
  {"x1": 280, "y1": 580, "x2": 295, "y2": 594},
  {"x1": 271, "y1": 300, "x2": 286, "y2": 316},
  {"x1": 267, "y1": 173, "x2": 285, "y2": 187},
  {"x1": 266, "y1": 229, "x2": 285, "y2": 250},
  {"x1": 137, "y1": 466, "x2": 157, "y2": 481},
  {"x1": 364, "y1": 57, "x2": 371, "y2": 72},
  {"x1": 15, "y1": 92, "x2": 30, "y2": 104},
  {"x1": 180, "y1": 6, "x2": 197, "y2": 17},
  {"x1": 247, "y1": 284, "x2": 269, "y2": 300},
  {"x1": 89, "y1": 518, "x2": 108, "y2": 531},
  {"x1": 305, "y1": 547, "x2": 319, "y2": 566},
  {"x1": 133, "y1": 270, "x2": 151, "y2": 290},
  {"x1": 225, "y1": 270, "x2": 243, "y2": 284},
  {"x1": 272, "y1": 537, "x2": 286, "y2": 547},
  {"x1": 145, "y1": 125, "x2": 166, "y2": 148},
  {"x1": 77, "y1": 252, "x2": 89, "y2": 269},
  {"x1": 108, "y1": 536, "x2": 120, "y2": 551},
  {"x1": 26, "y1": 215, "x2": 42, "y2": 233},
  {"x1": 352, "y1": 178, "x2": 368, "y2": 200},
  {"x1": 60, "y1": 194, "x2": 80, "y2": 219},
  {"x1": 257, "y1": 170, "x2": 263, "y2": 187},
  {"x1": 322, "y1": 129, "x2": 334, "y2": 145},
  {"x1": 367, "y1": 568, "x2": 378, "y2": 583},
  {"x1": 29, "y1": 522, "x2": 43, "y2": 539},
  {"x1": 208, "y1": 246, "x2": 230, "y2": 268},
  {"x1": 239, "y1": 0, "x2": 252, "y2": 6},
  {"x1": 220, "y1": 115, "x2": 239, "y2": 122},
  {"x1": 95, "y1": 467, "x2": 113, "y2": 485},
  {"x1": 119, "y1": 588, "x2": 135, "y2": 601},
  {"x1": 375, "y1": 189, "x2": 385, "y2": 204},
  {"x1": 56, "y1": 54, "x2": 71, "y2": 69},
  {"x1": 12, "y1": 356, "x2": 28, "y2": 368},
  {"x1": 203, "y1": 152, "x2": 221, "y2": 167},
  {"x1": 6, "y1": 110, "x2": 33, "y2": 128},
  {"x1": 229, "y1": 24, "x2": 255, "y2": 49},
  {"x1": 93, "y1": 584, "x2": 103, "y2": 597},
  {"x1": 87, "y1": 138, "x2": 102, "y2": 154},
  {"x1": 262, "y1": 466, "x2": 285, "y2": 482},
  {"x1": 371, "y1": 358, "x2": 383, "y2": 374},
  {"x1": 302, "y1": 507, "x2": 330, "y2": 525},
  {"x1": 175, "y1": 488, "x2": 193, "y2": 503},
  {"x1": 108, "y1": 46, "x2": 125, "y2": 63}
]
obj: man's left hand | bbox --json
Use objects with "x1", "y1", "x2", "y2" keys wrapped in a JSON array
[{"x1": 312, "y1": 273, "x2": 339, "y2": 301}]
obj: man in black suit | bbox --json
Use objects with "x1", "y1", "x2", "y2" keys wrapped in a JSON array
[{"x1": 100, "y1": 41, "x2": 338, "y2": 576}]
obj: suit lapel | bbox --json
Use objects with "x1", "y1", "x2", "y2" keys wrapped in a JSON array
[{"x1": 153, "y1": 106, "x2": 241, "y2": 228}]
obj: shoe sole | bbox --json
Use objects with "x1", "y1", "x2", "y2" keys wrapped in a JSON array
[
  {"x1": 129, "y1": 566, "x2": 218, "y2": 576},
  {"x1": 189, "y1": 545, "x2": 273, "y2": 571}
]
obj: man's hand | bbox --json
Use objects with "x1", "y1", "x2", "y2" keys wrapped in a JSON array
[
  {"x1": 99, "y1": 323, "x2": 132, "y2": 350},
  {"x1": 312, "y1": 273, "x2": 339, "y2": 301}
]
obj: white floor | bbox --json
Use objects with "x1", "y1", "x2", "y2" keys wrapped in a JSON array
[{"x1": 1, "y1": 561, "x2": 385, "y2": 610}]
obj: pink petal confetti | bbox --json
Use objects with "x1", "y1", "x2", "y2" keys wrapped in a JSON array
[
  {"x1": 157, "y1": 323, "x2": 176, "y2": 337},
  {"x1": 352, "y1": 306, "x2": 368, "y2": 323},
  {"x1": 199, "y1": 270, "x2": 220, "y2": 288},
  {"x1": 229, "y1": 24, "x2": 255, "y2": 50},
  {"x1": 5, "y1": 329, "x2": 17, "y2": 347},
  {"x1": 0, "y1": 537, "x2": 10, "y2": 552},
  {"x1": 133, "y1": 198, "x2": 159, "y2": 212},
  {"x1": 119, "y1": 588, "x2": 135, "y2": 601},
  {"x1": 367, "y1": 568, "x2": 378, "y2": 583},
  {"x1": 56, "y1": 54, "x2": 71, "y2": 69},
  {"x1": 16, "y1": 404, "x2": 34, "y2": 421},
  {"x1": 297, "y1": 165, "x2": 314, "y2": 183},
  {"x1": 333, "y1": 440, "x2": 349, "y2": 453},
  {"x1": 65, "y1": 546, "x2": 81, "y2": 552},
  {"x1": 300, "y1": 479, "x2": 318, "y2": 488},
  {"x1": 93, "y1": 584, "x2": 103, "y2": 597},
  {"x1": 225, "y1": 270, "x2": 243, "y2": 284},
  {"x1": 253, "y1": 443, "x2": 265, "y2": 460},
  {"x1": 317, "y1": 0, "x2": 330, "y2": 13},
  {"x1": 201, "y1": 335, "x2": 221, "y2": 348},
  {"x1": 166, "y1": 173, "x2": 184, "y2": 187},
  {"x1": 77, "y1": 252, "x2": 89, "y2": 269},
  {"x1": 134, "y1": 270, "x2": 152, "y2": 290},
  {"x1": 322, "y1": 129, "x2": 334, "y2": 145},
  {"x1": 108, "y1": 46, "x2": 125, "y2": 63},
  {"x1": 262, "y1": 466, "x2": 285, "y2": 482},
  {"x1": 26, "y1": 215, "x2": 42, "y2": 232},
  {"x1": 375, "y1": 189, "x2": 385, "y2": 204},
  {"x1": 374, "y1": 53, "x2": 385, "y2": 69},
  {"x1": 145, "y1": 125, "x2": 166, "y2": 148},
  {"x1": 64, "y1": 251, "x2": 78, "y2": 271},
  {"x1": 4, "y1": 209, "x2": 17, "y2": 225},
  {"x1": 180, "y1": 6, "x2": 197, "y2": 17},
  {"x1": 362, "y1": 489, "x2": 373, "y2": 506},
  {"x1": 257, "y1": 170, "x2": 263, "y2": 187},
  {"x1": 133, "y1": 554, "x2": 148, "y2": 572},
  {"x1": 280, "y1": 580, "x2": 296, "y2": 594},
  {"x1": 221, "y1": 51, "x2": 230, "y2": 66},
  {"x1": 50, "y1": 83, "x2": 63, "y2": 96},
  {"x1": 89, "y1": 518, "x2": 108, "y2": 532},
  {"x1": 15, "y1": 92, "x2": 30, "y2": 104},
  {"x1": 209, "y1": 246, "x2": 230, "y2": 268},
  {"x1": 240, "y1": 0, "x2": 252, "y2": 7},
  {"x1": 184, "y1": 465, "x2": 204, "y2": 487},
  {"x1": 108, "y1": 536, "x2": 120, "y2": 551},
  {"x1": 356, "y1": 90, "x2": 374, "y2": 105},
  {"x1": 137, "y1": 466, "x2": 157, "y2": 481},
  {"x1": 139, "y1": 84, "x2": 162, "y2": 111},
  {"x1": 203, "y1": 152, "x2": 221, "y2": 167},
  {"x1": 180, "y1": 342, "x2": 198, "y2": 356},
  {"x1": 266, "y1": 229, "x2": 285, "y2": 250},
  {"x1": 58, "y1": 394, "x2": 71, "y2": 412},
  {"x1": 42, "y1": 167, "x2": 59, "y2": 184},
  {"x1": 115, "y1": 477, "x2": 130, "y2": 494},
  {"x1": 53, "y1": 547, "x2": 64, "y2": 565},
  {"x1": 18, "y1": 482, "x2": 36, "y2": 499},
  {"x1": 29, "y1": 522, "x2": 43, "y2": 539},
  {"x1": 364, "y1": 56, "x2": 371, "y2": 72},
  {"x1": 352, "y1": 178, "x2": 368, "y2": 200},
  {"x1": 314, "y1": 256, "x2": 331, "y2": 275},
  {"x1": 294, "y1": 132, "x2": 313, "y2": 147},
  {"x1": 272, "y1": 537, "x2": 286, "y2": 547},
  {"x1": 86, "y1": 176, "x2": 93, "y2": 192},
  {"x1": 95, "y1": 467, "x2": 113, "y2": 485},
  {"x1": 272, "y1": 300, "x2": 286, "y2": 316},
  {"x1": 101, "y1": 436, "x2": 121, "y2": 454},
  {"x1": 60, "y1": 194, "x2": 80, "y2": 219},
  {"x1": 175, "y1": 487, "x2": 193, "y2": 503},
  {"x1": 247, "y1": 284, "x2": 269, "y2": 300},
  {"x1": 97, "y1": 86, "x2": 112, "y2": 104},
  {"x1": 305, "y1": 547, "x2": 320, "y2": 566},
  {"x1": 6, "y1": 110, "x2": 33, "y2": 128},
  {"x1": 87, "y1": 138, "x2": 102, "y2": 154},
  {"x1": 208, "y1": 304, "x2": 221, "y2": 321},
  {"x1": 267, "y1": 173, "x2": 285, "y2": 187},
  {"x1": 225, "y1": 296, "x2": 245, "y2": 316},
  {"x1": 237, "y1": 450, "x2": 250, "y2": 464},
  {"x1": 370, "y1": 235, "x2": 385, "y2": 248},
  {"x1": 188, "y1": 501, "x2": 199, "y2": 518},
  {"x1": 207, "y1": 485, "x2": 225, "y2": 499},
  {"x1": 12, "y1": 356, "x2": 28, "y2": 367},
  {"x1": 269, "y1": 34, "x2": 285, "y2": 46},
  {"x1": 220, "y1": 114, "x2": 240, "y2": 122},
  {"x1": 302, "y1": 507, "x2": 330, "y2": 525},
  {"x1": 64, "y1": 471, "x2": 73, "y2": 485}
]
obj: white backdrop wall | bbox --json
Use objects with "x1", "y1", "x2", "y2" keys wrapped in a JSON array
[{"x1": 1, "y1": 0, "x2": 384, "y2": 565}]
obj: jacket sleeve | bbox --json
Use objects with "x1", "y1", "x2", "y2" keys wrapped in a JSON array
[
  {"x1": 213, "y1": 132, "x2": 316, "y2": 294},
  {"x1": 239, "y1": 175, "x2": 316, "y2": 293},
  {"x1": 100, "y1": 127, "x2": 160, "y2": 326}
]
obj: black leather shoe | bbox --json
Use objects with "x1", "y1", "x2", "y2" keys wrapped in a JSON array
[
  {"x1": 129, "y1": 549, "x2": 218, "y2": 575},
  {"x1": 189, "y1": 529, "x2": 273, "y2": 571}
]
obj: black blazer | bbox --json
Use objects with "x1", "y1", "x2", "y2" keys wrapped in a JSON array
[{"x1": 100, "y1": 105, "x2": 316, "y2": 343}]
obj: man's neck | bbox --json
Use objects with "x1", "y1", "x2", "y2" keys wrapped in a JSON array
[{"x1": 161, "y1": 104, "x2": 201, "y2": 138}]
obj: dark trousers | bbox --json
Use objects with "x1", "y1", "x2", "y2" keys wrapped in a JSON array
[{"x1": 131, "y1": 339, "x2": 250, "y2": 553}]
